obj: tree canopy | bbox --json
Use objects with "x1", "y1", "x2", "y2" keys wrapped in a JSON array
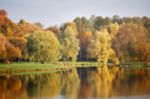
[
  {"x1": 27, "y1": 30, "x2": 61, "y2": 63},
  {"x1": 0, "y1": 9, "x2": 150, "y2": 64}
]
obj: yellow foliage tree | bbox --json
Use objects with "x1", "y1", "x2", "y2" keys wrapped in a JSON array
[
  {"x1": 88, "y1": 23, "x2": 119, "y2": 65},
  {"x1": 61, "y1": 25, "x2": 80, "y2": 61}
]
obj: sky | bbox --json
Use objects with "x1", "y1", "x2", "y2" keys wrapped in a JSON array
[{"x1": 0, "y1": 0, "x2": 150, "y2": 27}]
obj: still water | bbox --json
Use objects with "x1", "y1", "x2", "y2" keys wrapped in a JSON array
[{"x1": 0, "y1": 66, "x2": 150, "y2": 99}]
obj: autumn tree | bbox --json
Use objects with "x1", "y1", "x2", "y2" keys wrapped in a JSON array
[
  {"x1": 74, "y1": 17, "x2": 94, "y2": 60},
  {"x1": 106, "y1": 23, "x2": 120, "y2": 39},
  {"x1": 0, "y1": 10, "x2": 17, "y2": 38},
  {"x1": 113, "y1": 22, "x2": 146, "y2": 61},
  {"x1": 46, "y1": 25, "x2": 60, "y2": 38},
  {"x1": 9, "y1": 37, "x2": 28, "y2": 60},
  {"x1": 88, "y1": 29, "x2": 117, "y2": 65},
  {"x1": 1, "y1": 9, "x2": 150, "y2": 63},
  {"x1": 0, "y1": 33, "x2": 6, "y2": 60},
  {"x1": 17, "y1": 19, "x2": 42, "y2": 36},
  {"x1": 34, "y1": 22, "x2": 43, "y2": 28},
  {"x1": 27, "y1": 30, "x2": 61, "y2": 63},
  {"x1": 60, "y1": 22, "x2": 80, "y2": 61},
  {"x1": 87, "y1": 23, "x2": 119, "y2": 65},
  {"x1": 4, "y1": 42, "x2": 21, "y2": 63},
  {"x1": 136, "y1": 42, "x2": 150, "y2": 61}
]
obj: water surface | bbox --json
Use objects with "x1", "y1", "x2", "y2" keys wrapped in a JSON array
[{"x1": 0, "y1": 66, "x2": 150, "y2": 99}]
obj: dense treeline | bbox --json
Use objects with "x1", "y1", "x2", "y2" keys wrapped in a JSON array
[{"x1": 0, "y1": 10, "x2": 150, "y2": 64}]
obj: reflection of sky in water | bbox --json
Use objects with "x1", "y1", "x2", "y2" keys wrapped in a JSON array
[{"x1": 0, "y1": 67, "x2": 150, "y2": 99}]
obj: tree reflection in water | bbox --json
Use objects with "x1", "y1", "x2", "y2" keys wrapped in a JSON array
[
  {"x1": 0, "y1": 67, "x2": 150, "y2": 99},
  {"x1": 79, "y1": 66, "x2": 119, "y2": 98},
  {"x1": 0, "y1": 76, "x2": 28, "y2": 99}
]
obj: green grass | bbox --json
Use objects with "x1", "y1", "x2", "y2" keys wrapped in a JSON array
[
  {"x1": 0, "y1": 63, "x2": 64, "y2": 76},
  {"x1": 0, "y1": 62, "x2": 149, "y2": 76},
  {"x1": 0, "y1": 62, "x2": 100, "y2": 76},
  {"x1": 0, "y1": 63, "x2": 59, "y2": 69},
  {"x1": 120, "y1": 62, "x2": 147, "y2": 65}
]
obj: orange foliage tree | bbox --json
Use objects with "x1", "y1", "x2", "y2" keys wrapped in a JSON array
[
  {"x1": 4, "y1": 42, "x2": 21, "y2": 63},
  {"x1": 0, "y1": 33, "x2": 6, "y2": 59}
]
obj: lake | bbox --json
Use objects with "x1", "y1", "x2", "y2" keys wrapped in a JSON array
[{"x1": 0, "y1": 66, "x2": 150, "y2": 99}]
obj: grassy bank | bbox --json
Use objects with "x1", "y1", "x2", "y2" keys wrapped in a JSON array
[
  {"x1": 0, "y1": 63, "x2": 63, "y2": 76},
  {"x1": 0, "y1": 62, "x2": 99, "y2": 76},
  {"x1": 0, "y1": 62, "x2": 150, "y2": 76}
]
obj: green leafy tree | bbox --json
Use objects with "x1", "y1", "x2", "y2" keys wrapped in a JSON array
[
  {"x1": 112, "y1": 15, "x2": 120, "y2": 23},
  {"x1": 93, "y1": 16, "x2": 104, "y2": 30},
  {"x1": 27, "y1": 30, "x2": 61, "y2": 63}
]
